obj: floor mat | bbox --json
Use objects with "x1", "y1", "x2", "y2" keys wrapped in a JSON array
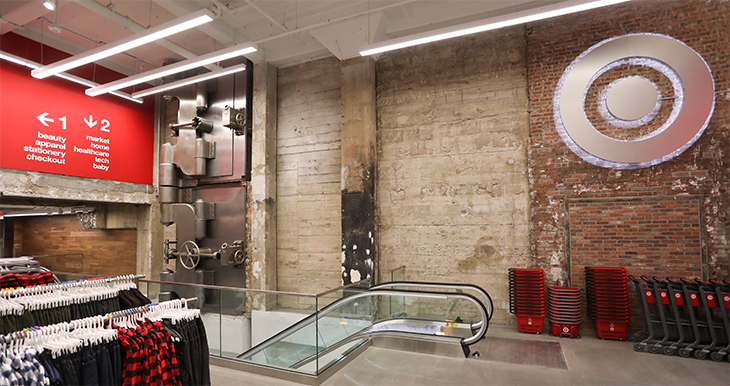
[{"x1": 476, "y1": 337, "x2": 568, "y2": 369}]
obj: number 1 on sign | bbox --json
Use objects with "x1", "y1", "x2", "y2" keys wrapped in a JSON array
[{"x1": 58, "y1": 116, "x2": 67, "y2": 130}]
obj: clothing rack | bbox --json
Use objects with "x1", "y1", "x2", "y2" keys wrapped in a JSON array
[
  {"x1": 0, "y1": 257, "x2": 41, "y2": 271},
  {"x1": 0, "y1": 274, "x2": 145, "y2": 297},
  {"x1": 0, "y1": 297, "x2": 198, "y2": 343}
]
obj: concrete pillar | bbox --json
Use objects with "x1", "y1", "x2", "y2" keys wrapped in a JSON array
[
  {"x1": 340, "y1": 57, "x2": 377, "y2": 285},
  {"x1": 250, "y1": 62, "x2": 278, "y2": 291},
  {"x1": 137, "y1": 203, "x2": 163, "y2": 284}
]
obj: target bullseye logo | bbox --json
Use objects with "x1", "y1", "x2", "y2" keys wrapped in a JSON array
[{"x1": 554, "y1": 34, "x2": 715, "y2": 169}]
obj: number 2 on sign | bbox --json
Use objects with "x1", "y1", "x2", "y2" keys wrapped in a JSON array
[{"x1": 100, "y1": 119, "x2": 110, "y2": 132}]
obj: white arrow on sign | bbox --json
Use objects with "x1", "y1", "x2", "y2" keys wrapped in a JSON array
[
  {"x1": 84, "y1": 115, "x2": 98, "y2": 128},
  {"x1": 37, "y1": 112, "x2": 54, "y2": 126}
]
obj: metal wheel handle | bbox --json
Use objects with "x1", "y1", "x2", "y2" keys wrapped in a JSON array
[
  {"x1": 233, "y1": 250, "x2": 245, "y2": 265},
  {"x1": 179, "y1": 240, "x2": 201, "y2": 270}
]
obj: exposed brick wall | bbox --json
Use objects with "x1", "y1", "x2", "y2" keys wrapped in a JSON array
[
  {"x1": 569, "y1": 197, "x2": 703, "y2": 330},
  {"x1": 527, "y1": 0, "x2": 730, "y2": 295},
  {"x1": 13, "y1": 215, "x2": 136, "y2": 277},
  {"x1": 376, "y1": 26, "x2": 531, "y2": 324},
  {"x1": 276, "y1": 57, "x2": 343, "y2": 295}
]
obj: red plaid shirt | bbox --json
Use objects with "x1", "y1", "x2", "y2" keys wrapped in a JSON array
[
  {"x1": 117, "y1": 321, "x2": 181, "y2": 386},
  {"x1": 0, "y1": 272, "x2": 53, "y2": 289}
]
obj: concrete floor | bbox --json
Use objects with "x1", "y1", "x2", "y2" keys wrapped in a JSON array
[{"x1": 210, "y1": 325, "x2": 730, "y2": 386}]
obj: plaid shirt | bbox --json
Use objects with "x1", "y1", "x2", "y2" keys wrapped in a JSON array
[
  {"x1": 0, "y1": 272, "x2": 54, "y2": 289},
  {"x1": 117, "y1": 321, "x2": 181, "y2": 386},
  {"x1": 118, "y1": 327, "x2": 144, "y2": 386},
  {"x1": 152, "y1": 321, "x2": 179, "y2": 386}
]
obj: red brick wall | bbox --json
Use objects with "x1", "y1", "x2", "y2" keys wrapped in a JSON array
[
  {"x1": 569, "y1": 197, "x2": 704, "y2": 329},
  {"x1": 527, "y1": 0, "x2": 730, "y2": 295},
  {"x1": 13, "y1": 215, "x2": 136, "y2": 277}
]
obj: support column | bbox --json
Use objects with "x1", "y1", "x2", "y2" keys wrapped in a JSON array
[
  {"x1": 341, "y1": 57, "x2": 377, "y2": 285},
  {"x1": 250, "y1": 61, "x2": 278, "y2": 291}
]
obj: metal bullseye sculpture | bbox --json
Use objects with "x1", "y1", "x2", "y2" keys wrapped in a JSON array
[{"x1": 554, "y1": 33, "x2": 715, "y2": 169}]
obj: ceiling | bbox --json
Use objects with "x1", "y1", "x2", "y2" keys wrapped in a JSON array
[{"x1": 0, "y1": 0, "x2": 574, "y2": 78}]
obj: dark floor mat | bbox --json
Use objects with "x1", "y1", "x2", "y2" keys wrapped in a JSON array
[{"x1": 475, "y1": 337, "x2": 568, "y2": 369}]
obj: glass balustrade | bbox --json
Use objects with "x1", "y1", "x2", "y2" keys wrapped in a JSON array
[{"x1": 139, "y1": 278, "x2": 488, "y2": 377}]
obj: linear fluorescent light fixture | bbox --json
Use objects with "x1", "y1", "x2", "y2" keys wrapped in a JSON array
[
  {"x1": 0, "y1": 50, "x2": 143, "y2": 103},
  {"x1": 31, "y1": 9, "x2": 215, "y2": 79},
  {"x1": 86, "y1": 43, "x2": 257, "y2": 97},
  {"x1": 132, "y1": 63, "x2": 246, "y2": 98},
  {"x1": 360, "y1": 0, "x2": 632, "y2": 56}
]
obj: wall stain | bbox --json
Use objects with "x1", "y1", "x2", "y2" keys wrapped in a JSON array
[{"x1": 458, "y1": 237, "x2": 497, "y2": 271}]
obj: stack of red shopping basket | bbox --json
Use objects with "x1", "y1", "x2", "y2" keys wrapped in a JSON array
[
  {"x1": 509, "y1": 268, "x2": 545, "y2": 334},
  {"x1": 585, "y1": 266, "x2": 629, "y2": 340},
  {"x1": 548, "y1": 287, "x2": 581, "y2": 338}
]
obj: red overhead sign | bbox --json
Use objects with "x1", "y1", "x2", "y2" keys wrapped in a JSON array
[{"x1": 0, "y1": 61, "x2": 154, "y2": 185}]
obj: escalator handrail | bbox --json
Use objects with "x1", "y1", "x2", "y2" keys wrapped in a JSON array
[
  {"x1": 239, "y1": 288, "x2": 489, "y2": 360},
  {"x1": 370, "y1": 281, "x2": 494, "y2": 321}
]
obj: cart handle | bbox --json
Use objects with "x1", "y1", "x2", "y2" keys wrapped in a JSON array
[
  {"x1": 666, "y1": 277, "x2": 677, "y2": 283},
  {"x1": 680, "y1": 277, "x2": 693, "y2": 284},
  {"x1": 640, "y1": 275, "x2": 653, "y2": 283},
  {"x1": 694, "y1": 278, "x2": 709, "y2": 285}
]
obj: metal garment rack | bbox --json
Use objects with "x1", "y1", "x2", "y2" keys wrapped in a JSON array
[
  {"x1": 0, "y1": 297, "x2": 199, "y2": 342},
  {"x1": 0, "y1": 274, "x2": 145, "y2": 297}
]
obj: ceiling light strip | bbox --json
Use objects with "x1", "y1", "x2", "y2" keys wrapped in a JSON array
[
  {"x1": 85, "y1": 43, "x2": 257, "y2": 97},
  {"x1": 131, "y1": 64, "x2": 246, "y2": 98},
  {"x1": 0, "y1": 50, "x2": 143, "y2": 103},
  {"x1": 32, "y1": 9, "x2": 215, "y2": 79},
  {"x1": 359, "y1": 0, "x2": 632, "y2": 56}
]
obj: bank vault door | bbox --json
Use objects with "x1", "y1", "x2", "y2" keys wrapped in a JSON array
[{"x1": 158, "y1": 60, "x2": 252, "y2": 308}]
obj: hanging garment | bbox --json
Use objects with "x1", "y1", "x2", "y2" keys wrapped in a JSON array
[
  {"x1": 0, "y1": 272, "x2": 54, "y2": 290},
  {"x1": 2, "y1": 297, "x2": 207, "y2": 386}
]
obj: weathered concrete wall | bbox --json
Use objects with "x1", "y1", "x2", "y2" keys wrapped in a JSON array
[
  {"x1": 250, "y1": 62, "x2": 278, "y2": 294},
  {"x1": 0, "y1": 170, "x2": 153, "y2": 203},
  {"x1": 341, "y1": 57, "x2": 377, "y2": 285},
  {"x1": 276, "y1": 57, "x2": 343, "y2": 294},
  {"x1": 375, "y1": 26, "x2": 531, "y2": 324}
]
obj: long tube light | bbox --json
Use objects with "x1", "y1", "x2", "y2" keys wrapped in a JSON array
[
  {"x1": 0, "y1": 50, "x2": 143, "y2": 103},
  {"x1": 31, "y1": 9, "x2": 215, "y2": 79},
  {"x1": 131, "y1": 63, "x2": 247, "y2": 98},
  {"x1": 359, "y1": 0, "x2": 632, "y2": 56},
  {"x1": 85, "y1": 43, "x2": 257, "y2": 97}
]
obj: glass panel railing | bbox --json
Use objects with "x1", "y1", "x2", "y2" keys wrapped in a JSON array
[
  {"x1": 140, "y1": 279, "x2": 320, "y2": 375},
  {"x1": 391, "y1": 266, "x2": 406, "y2": 282},
  {"x1": 244, "y1": 288, "x2": 488, "y2": 373},
  {"x1": 371, "y1": 282, "x2": 493, "y2": 322},
  {"x1": 139, "y1": 279, "x2": 489, "y2": 377}
]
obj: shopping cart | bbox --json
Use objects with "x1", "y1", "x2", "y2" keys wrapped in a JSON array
[{"x1": 631, "y1": 275, "x2": 729, "y2": 361}]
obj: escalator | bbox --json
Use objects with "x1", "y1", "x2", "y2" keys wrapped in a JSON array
[{"x1": 237, "y1": 282, "x2": 492, "y2": 374}]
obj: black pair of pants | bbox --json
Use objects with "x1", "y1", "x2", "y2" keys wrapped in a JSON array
[{"x1": 164, "y1": 317, "x2": 210, "y2": 386}]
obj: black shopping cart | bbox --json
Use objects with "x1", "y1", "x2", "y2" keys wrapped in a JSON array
[{"x1": 631, "y1": 275, "x2": 729, "y2": 361}]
